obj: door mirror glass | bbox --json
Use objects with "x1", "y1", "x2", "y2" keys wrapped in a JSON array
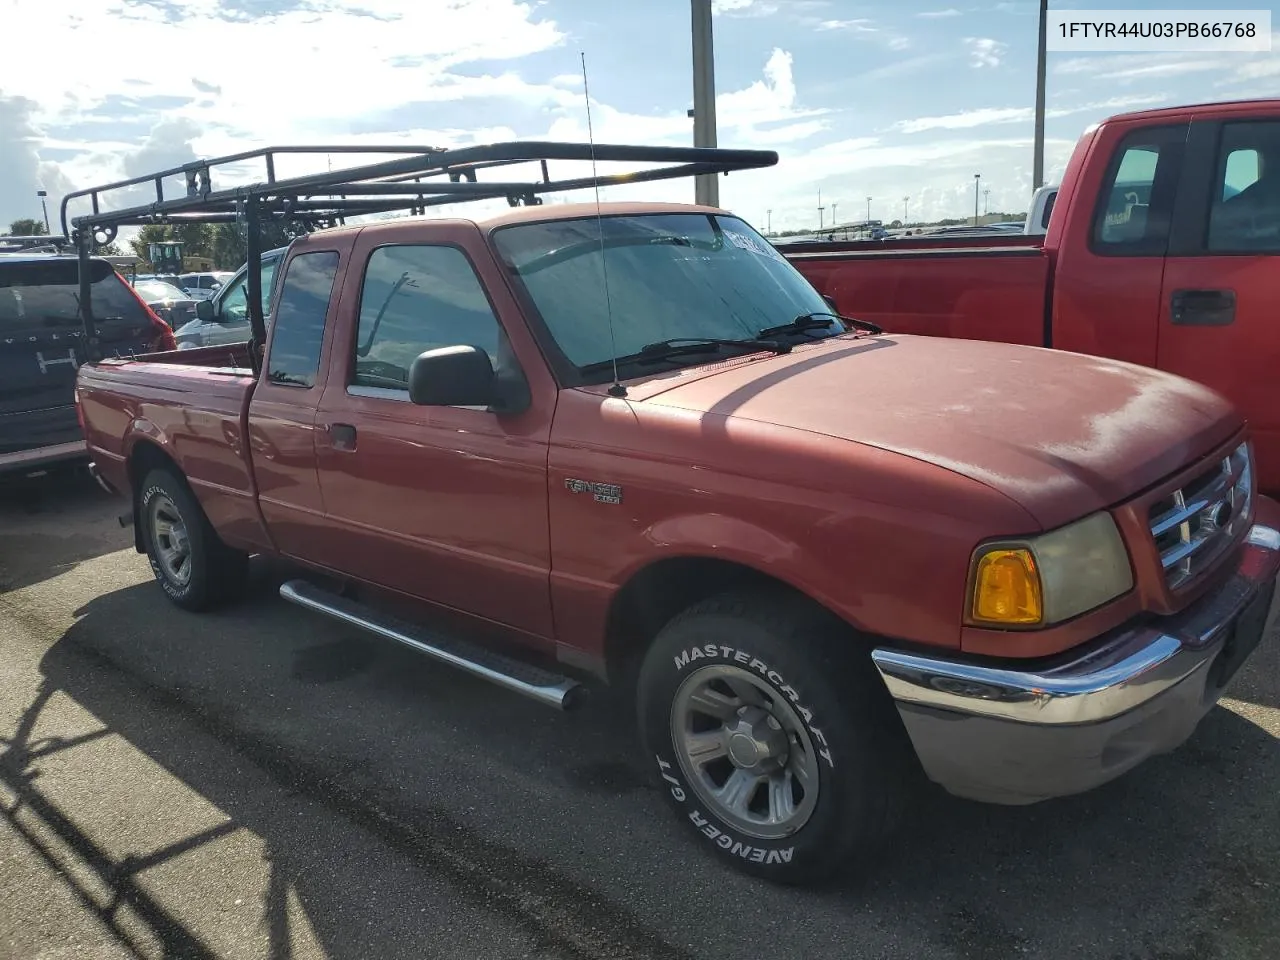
[
  {"x1": 195, "y1": 298, "x2": 215, "y2": 321},
  {"x1": 408, "y1": 345, "x2": 495, "y2": 407}
]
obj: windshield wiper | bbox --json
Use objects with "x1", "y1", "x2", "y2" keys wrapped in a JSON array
[
  {"x1": 580, "y1": 337, "x2": 789, "y2": 374},
  {"x1": 760, "y1": 311, "x2": 883, "y2": 338}
]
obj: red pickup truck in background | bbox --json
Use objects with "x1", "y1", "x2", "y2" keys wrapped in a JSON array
[
  {"x1": 68, "y1": 143, "x2": 1280, "y2": 886},
  {"x1": 785, "y1": 98, "x2": 1280, "y2": 497}
]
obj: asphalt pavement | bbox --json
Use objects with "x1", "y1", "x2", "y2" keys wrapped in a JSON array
[{"x1": 1, "y1": 469, "x2": 1277, "y2": 960}]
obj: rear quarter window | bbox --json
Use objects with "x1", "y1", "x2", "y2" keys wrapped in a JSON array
[
  {"x1": 266, "y1": 251, "x2": 340, "y2": 388},
  {"x1": 1089, "y1": 125, "x2": 1187, "y2": 257}
]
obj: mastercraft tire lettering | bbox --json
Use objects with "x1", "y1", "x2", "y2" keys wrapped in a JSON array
[
  {"x1": 139, "y1": 467, "x2": 248, "y2": 612},
  {"x1": 637, "y1": 590, "x2": 907, "y2": 884}
]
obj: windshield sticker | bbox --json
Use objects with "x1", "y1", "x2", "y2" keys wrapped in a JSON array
[{"x1": 724, "y1": 229, "x2": 786, "y2": 262}]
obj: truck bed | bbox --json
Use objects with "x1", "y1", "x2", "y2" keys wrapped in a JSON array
[
  {"x1": 782, "y1": 238, "x2": 1051, "y2": 347},
  {"x1": 76, "y1": 348, "x2": 270, "y2": 553}
]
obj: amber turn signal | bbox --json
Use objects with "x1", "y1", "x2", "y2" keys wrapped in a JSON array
[{"x1": 969, "y1": 548, "x2": 1043, "y2": 626}]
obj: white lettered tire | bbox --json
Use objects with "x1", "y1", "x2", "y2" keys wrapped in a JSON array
[
  {"x1": 637, "y1": 590, "x2": 909, "y2": 885},
  {"x1": 139, "y1": 467, "x2": 248, "y2": 612}
]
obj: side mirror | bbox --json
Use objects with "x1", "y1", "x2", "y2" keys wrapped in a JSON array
[
  {"x1": 409, "y1": 345, "x2": 495, "y2": 408},
  {"x1": 196, "y1": 299, "x2": 215, "y2": 321}
]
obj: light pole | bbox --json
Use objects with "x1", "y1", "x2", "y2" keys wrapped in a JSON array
[
  {"x1": 1033, "y1": 0, "x2": 1048, "y2": 189},
  {"x1": 984, "y1": 188, "x2": 990, "y2": 215},
  {"x1": 974, "y1": 174, "x2": 981, "y2": 226},
  {"x1": 691, "y1": 0, "x2": 719, "y2": 206},
  {"x1": 903, "y1": 196, "x2": 910, "y2": 222},
  {"x1": 866, "y1": 197, "x2": 872, "y2": 221},
  {"x1": 766, "y1": 209, "x2": 772, "y2": 234},
  {"x1": 36, "y1": 190, "x2": 50, "y2": 233},
  {"x1": 831, "y1": 201, "x2": 838, "y2": 225},
  {"x1": 817, "y1": 188, "x2": 825, "y2": 230}
]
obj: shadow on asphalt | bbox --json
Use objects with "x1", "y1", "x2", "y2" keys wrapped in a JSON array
[
  {"x1": 16, "y1": 575, "x2": 682, "y2": 960},
  {"x1": 0, "y1": 465, "x2": 129, "y2": 594},
  {"x1": 0, "y1": 557, "x2": 1273, "y2": 959}
]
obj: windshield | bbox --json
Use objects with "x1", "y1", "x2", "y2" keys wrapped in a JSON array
[
  {"x1": 135, "y1": 280, "x2": 188, "y2": 302},
  {"x1": 492, "y1": 213, "x2": 837, "y2": 379}
]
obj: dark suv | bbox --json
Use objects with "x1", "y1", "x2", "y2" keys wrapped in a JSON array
[{"x1": 0, "y1": 254, "x2": 176, "y2": 478}]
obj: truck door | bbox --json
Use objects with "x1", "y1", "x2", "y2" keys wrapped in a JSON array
[
  {"x1": 247, "y1": 243, "x2": 348, "y2": 561},
  {"x1": 313, "y1": 228, "x2": 556, "y2": 642},
  {"x1": 1050, "y1": 121, "x2": 1188, "y2": 368},
  {"x1": 1160, "y1": 117, "x2": 1280, "y2": 495}
]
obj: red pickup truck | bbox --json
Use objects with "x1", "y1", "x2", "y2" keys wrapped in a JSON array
[
  {"x1": 785, "y1": 98, "x2": 1280, "y2": 499},
  {"x1": 70, "y1": 144, "x2": 1280, "y2": 885}
]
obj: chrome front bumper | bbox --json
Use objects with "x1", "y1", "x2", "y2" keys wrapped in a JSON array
[{"x1": 871, "y1": 522, "x2": 1280, "y2": 805}]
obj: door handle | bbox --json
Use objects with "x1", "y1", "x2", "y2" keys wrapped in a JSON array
[
  {"x1": 1170, "y1": 289, "x2": 1236, "y2": 326},
  {"x1": 326, "y1": 422, "x2": 357, "y2": 451}
]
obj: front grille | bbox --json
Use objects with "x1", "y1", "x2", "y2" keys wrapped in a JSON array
[{"x1": 1148, "y1": 442, "x2": 1253, "y2": 591}]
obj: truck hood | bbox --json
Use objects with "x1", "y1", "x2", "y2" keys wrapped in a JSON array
[{"x1": 628, "y1": 334, "x2": 1241, "y2": 530}]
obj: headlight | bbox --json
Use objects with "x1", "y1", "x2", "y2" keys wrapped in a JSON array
[{"x1": 967, "y1": 512, "x2": 1133, "y2": 628}]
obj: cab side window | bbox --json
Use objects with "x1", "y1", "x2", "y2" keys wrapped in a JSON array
[
  {"x1": 351, "y1": 245, "x2": 501, "y2": 392},
  {"x1": 1207, "y1": 121, "x2": 1280, "y2": 253},
  {"x1": 1091, "y1": 125, "x2": 1186, "y2": 256},
  {"x1": 267, "y1": 251, "x2": 339, "y2": 388}
]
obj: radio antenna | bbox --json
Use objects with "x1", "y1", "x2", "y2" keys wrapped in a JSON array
[{"x1": 580, "y1": 51, "x2": 626, "y2": 398}]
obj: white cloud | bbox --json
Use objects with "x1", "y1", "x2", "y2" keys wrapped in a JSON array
[
  {"x1": 965, "y1": 37, "x2": 1007, "y2": 68},
  {"x1": 3, "y1": 0, "x2": 1101, "y2": 238},
  {"x1": 0, "y1": 94, "x2": 76, "y2": 229},
  {"x1": 7, "y1": 0, "x2": 566, "y2": 135},
  {"x1": 916, "y1": 8, "x2": 962, "y2": 17},
  {"x1": 817, "y1": 19, "x2": 877, "y2": 33},
  {"x1": 813, "y1": 16, "x2": 910, "y2": 50},
  {"x1": 712, "y1": 0, "x2": 786, "y2": 16},
  {"x1": 1053, "y1": 32, "x2": 1280, "y2": 93},
  {"x1": 896, "y1": 95, "x2": 1166, "y2": 133},
  {"x1": 544, "y1": 48, "x2": 828, "y2": 146},
  {"x1": 1233, "y1": 58, "x2": 1280, "y2": 81}
]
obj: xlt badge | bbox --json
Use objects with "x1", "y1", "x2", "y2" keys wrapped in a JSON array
[{"x1": 565, "y1": 478, "x2": 623, "y2": 505}]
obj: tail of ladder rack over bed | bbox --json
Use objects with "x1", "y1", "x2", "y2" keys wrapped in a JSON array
[{"x1": 59, "y1": 140, "x2": 779, "y2": 366}]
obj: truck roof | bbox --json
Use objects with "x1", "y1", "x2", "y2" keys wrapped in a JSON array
[
  {"x1": 1105, "y1": 97, "x2": 1280, "y2": 125},
  {"x1": 303, "y1": 201, "x2": 733, "y2": 243}
]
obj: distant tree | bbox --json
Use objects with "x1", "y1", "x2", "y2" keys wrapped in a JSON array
[
  {"x1": 209, "y1": 221, "x2": 310, "y2": 270},
  {"x1": 129, "y1": 224, "x2": 172, "y2": 263},
  {"x1": 94, "y1": 241, "x2": 124, "y2": 256},
  {"x1": 7, "y1": 217, "x2": 47, "y2": 236}
]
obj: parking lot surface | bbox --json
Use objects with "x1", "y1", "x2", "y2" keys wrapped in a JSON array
[{"x1": 1, "y1": 470, "x2": 1277, "y2": 960}]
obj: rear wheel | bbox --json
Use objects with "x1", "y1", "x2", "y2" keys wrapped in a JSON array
[
  {"x1": 637, "y1": 591, "x2": 909, "y2": 885},
  {"x1": 139, "y1": 467, "x2": 247, "y2": 611}
]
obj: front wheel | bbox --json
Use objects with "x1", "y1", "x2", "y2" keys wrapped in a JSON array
[
  {"x1": 636, "y1": 591, "x2": 909, "y2": 885},
  {"x1": 139, "y1": 467, "x2": 247, "y2": 611}
]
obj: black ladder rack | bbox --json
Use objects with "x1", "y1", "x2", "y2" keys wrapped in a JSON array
[{"x1": 61, "y1": 140, "x2": 779, "y2": 366}]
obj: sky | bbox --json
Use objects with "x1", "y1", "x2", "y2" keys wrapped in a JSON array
[{"x1": 1, "y1": 0, "x2": 1278, "y2": 236}]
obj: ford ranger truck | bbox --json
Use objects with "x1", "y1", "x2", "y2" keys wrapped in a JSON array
[
  {"x1": 783, "y1": 98, "x2": 1280, "y2": 499},
  {"x1": 76, "y1": 202, "x2": 1280, "y2": 886}
]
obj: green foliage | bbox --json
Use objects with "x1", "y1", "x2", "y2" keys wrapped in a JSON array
[
  {"x1": 6, "y1": 218, "x2": 48, "y2": 236},
  {"x1": 208, "y1": 221, "x2": 309, "y2": 269},
  {"x1": 129, "y1": 221, "x2": 307, "y2": 270}
]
